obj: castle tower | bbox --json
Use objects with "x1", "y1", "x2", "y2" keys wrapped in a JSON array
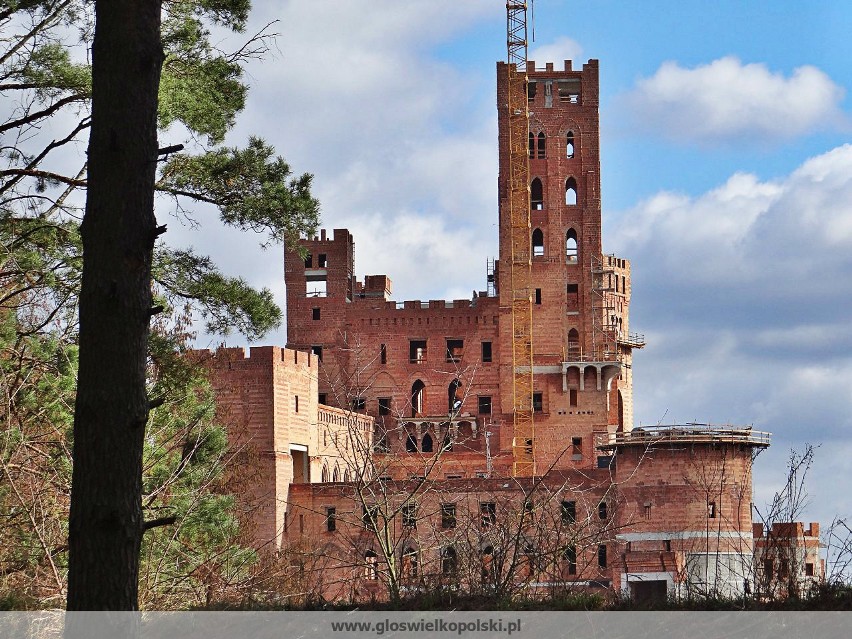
[{"x1": 496, "y1": 60, "x2": 643, "y2": 472}]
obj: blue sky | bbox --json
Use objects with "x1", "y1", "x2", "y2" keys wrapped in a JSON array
[{"x1": 167, "y1": 1, "x2": 852, "y2": 548}]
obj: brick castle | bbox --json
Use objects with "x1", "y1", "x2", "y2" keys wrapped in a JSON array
[{"x1": 197, "y1": 58, "x2": 822, "y2": 603}]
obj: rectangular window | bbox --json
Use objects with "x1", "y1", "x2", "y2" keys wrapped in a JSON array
[
  {"x1": 478, "y1": 395, "x2": 492, "y2": 415},
  {"x1": 597, "y1": 455, "x2": 614, "y2": 469},
  {"x1": 481, "y1": 341, "x2": 493, "y2": 363},
  {"x1": 598, "y1": 501, "x2": 608, "y2": 520},
  {"x1": 561, "y1": 500, "x2": 576, "y2": 524},
  {"x1": 326, "y1": 507, "x2": 336, "y2": 532},
  {"x1": 402, "y1": 503, "x2": 416, "y2": 529},
  {"x1": 535, "y1": 288, "x2": 542, "y2": 305},
  {"x1": 572, "y1": 437, "x2": 582, "y2": 457},
  {"x1": 480, "y1": 502, "x2": 496, "y2": 529},
  {"x1": 304, "y1": 254, "x2": 313, "y2": 268},
  {"x1": 446, "y1": 339, "x2": 464, "y2": 363},
  {"x1": 312, "y1": 307, "x2": 321, "y2": 320},
  {"x1": 409, "y1": 340, "x2": 427, "y2": 364},
  {"x1": 380, "y1": 343, "x2": 387, "y2": 364},
  {"x1": 598, "y1": 544, "x2": 607, "y2": 568},
  {"x1": 351, "y1": 397, "x2": 366, "y2": 412},
  {"x1": 294, "y1": 395, "x2": 299, "y2": 413},
  {"x1": 644, "y1": 503, "x2": 652, "y2": 520},
  {"x1": 533, "y1": 392, "x2": 543, "y2": 412},
  {"x1": 805, "y1": 562, "x2": 815, "y2": 577},
  {"x1": 378, "y1": 397, "x2": 391, "y2": 416},
  {"x1": 318, "y1": 393, "x2": 327, "y2": 405},
  {"x1": 318, "y1": 253, "x2": 327, "y2": 267},
  {"x1": 311, "y1": 345, "x2": 323, "y2": 361},
  {"x1": 362, "y1": 505, "x2": 378, "y2": 530},
  {"x1": 708, "y1": 501, "x2": 716, "y2": 518},
  {"x1": 441, "y1": 503, "x2": 456, "y2": 529},
  {"x1": 565, "y1": 546, "x2": 577, "y2": 575},
  {"x1": 569, "y1": 388, "x2": 578, "y2": 406}
]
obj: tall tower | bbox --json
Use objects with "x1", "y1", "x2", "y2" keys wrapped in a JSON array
[{"x1": 496, "y1": 59, "x2": 643, "y2": 472}]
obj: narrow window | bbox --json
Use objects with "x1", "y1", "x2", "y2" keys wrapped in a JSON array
[
  {"x1": 561, "y1": 500, "x2": 576, "y2": 524},
  {"x1": 528, "y1": 132, "x2": 535, "y2": 159},
  {"x1": 805, "y1": 563, "x2": 815, "y2": 577},
  {"x1": 326, "y1": 507, "x2": 336, "y2": 532},
  {"x1": 708, "y1": 501, "x2": 716, "y2": 518},
  {"x1": 478, "y1": 396, "x2": 492, "y2": 415},
  {"x1": 294, "y1": 395, "x2": 299, "y2": 413},
  {"x1": 318, "y1": 392, "x2": 327, "y2": 405},
  {"x1": 402, "y1": 547, "x2": 418, "y2": 578},
  {"x1": 566, "y1": 131, "x2": 575, "y2": 158},
  {"x1": 530, "y1": 178, "x2": 543, "y2": 210},
  {"x1": 364, "y1": 550, "x2": 378, "y2": 580},
  {"x1": 304, "y1": 254, "x2": 313, "y2": 268},
  {"x1": 448, "y1": 378, "x2": 462, "y2": 412},
  {"x1": 318, "y1": 253, "x2": 327, "y2": 267},
  {"x1": 409, "y1": 339, "x2": 427, "y2": 363},
  {"x1": 362, "y1": 506, "x2": 378, "y2": 530},
  {"x1": 598, "y1": 544, "x2": 607, "y2": 568},
  {"x1": 402, "y1": 503, "x2": 416, "y2": 529},
  {"x1": 378, "y1": 397, "x2": 391, "y2": 416},
  {"x1": 405, "y1": 434, "x2": 418, "y2": 453},
  {"x1": 567, "y1": 328, "x2": 580, "y2": 358},
  {"x1": 480, "y1": 502, "x2": 497, "y2": 529},
  {"x1": 441, "y1": 503, "x2": 457, "y2": 529},
  {"x1": 411, "y1": 379, "x2": 425, "y2": 416},
  {"x1": 565, "y1": 545, "x2": 577, "y2": 575},
  {"x1": 535, "y1": 288, "x2": 542, "y2": 305},
  {"x1": 566, "y1": 228, "x2": 578, "y2": 262},
  {"x1": 311, "y1": 345, "x2": 323, "y2": 361},
  {"x1": 527, "y1": 81, "x2": 537, "y2": 101},
  {"x1": 312, "y1": 307, "x2": 320, "y2": 320},
  {"x1": 481, "y1": 341, "x2": 493, "y2": 363},
  {"x1": 565, "y1": 177, "x2": 578, "y2": 205},
  {"x1": 421, "y1": 433, "x2": 434, "y2": 453},
  {"x1": 350, "y1": 397, "x2": 365, "y2": 412},
  {"x1": 482, "y1": 546, "x2": 495, "y2": 581},
  {"x1": 644, "y1": 503, "x2": 652, "y2": 520},
  {"x1": 442, "y1": 546, "x2": 458, "y2": 575},
  {"x1": 533, "y1": 392, "x2": 543, "y2": 412},
  {"x1": 537, "y1": 131, "x2": 546, "y2": 159},
  {"x1": 446, "y1": 339, "x2": 463, "y2": 363},
  {"x1": 598, "y1": 501, "x2": 607, "y2": 520},
  {"x1": 380, "y1": 343, "x2": 387, "y2": 364},
  {"x1": 597, "y1": 455, "x2": 613, "y2": 469},
  {"x1": 569, "y1": 388, "x2": 578, "y2": 407},
  {"x1": 532, "y1": 228, "x2": 544, "y2": 256}
]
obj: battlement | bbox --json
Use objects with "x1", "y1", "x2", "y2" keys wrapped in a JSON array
[
  {"x1": 599, "y1": 424, "x2": 771, "y2": 450},
  {"x1": 192, "y1": 345, "x2": 318, "y2": 371}
]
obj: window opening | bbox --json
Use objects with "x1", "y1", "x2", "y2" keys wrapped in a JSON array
[
  {"x1": 409, "y1": 339, "x2": 427, "y2": 364},
  {"x1": 350, "y1": 397, "x2": 365, "y2": 412},
  {"x1": 304, "y1": 254, "x2": 312, "y2": 268},
  {"x1": 478, "y1": 396, "x2": 492, "y2": 415},
  {"x1": 294, "y1": 395, "x2": 299, "y2": 413},
  {"x1": 567, "y1": 328, "x2": 580, "y2": 358},
  {"x1": 448, "y1": 378, "x2": 462, "y2": 413},
  {"x1": 566, "y1": 131, "x2": 575, "y2": 158},
  {"x1": 446, "y1": 339, "x2": 463, "y2": 363},
  {"x1": 318, "y1": 393, "x2": 327, "y2": 405},
  {"x1": 364, "y1": 550, "x2": 378, "y2": 580},
  {"x1": 311, "y1": 345, "x2": 323, "y2": 361},
  {"x1": 708, "y1": 501, "x2": 716, "y2": 518},
  {"x1": 480, "y1": 502, "x2": 496, "y2": 529},
  {"x1": 565, "y1": 177, "x2": 578, "y2": 205},
  {"x1": 533, "y1": 392, "x2": 543, "y2": 412},
  {"x1": 530, "y1": 178, "x2": 543, "y2": 210},
  {"x1": 402, "y1": 547, "x2": 418, "y2": 578},
  {"x1": 528, "y1": 132, "x2": 535, "y2": 159},
  {"x1": 378, "y1": 397, "x2": 391, "y2": 416},
  {"x1": 312, "y1": 307, "x2": 320, "y2": 320},
  {"x1": 442, "y1": 546, "x2": 458, "y2": 575},
  {"x1": 598, "y1": 501, "x2": 607, "y2": 520},
  {"x1": 441, "y1": 503, "x2": 457, "y2": 529},
  {"x1": 362, "y1": 506, "x2": 378, "y2": 530},
  {"x1": 537, "y1": 131, "x2": 546, "y2": 159},
  {"x1": 532, "y1": 228, "x2": 544, "y2": 256},
  {"x1": 598, "y1": 544, "x2": 607, "y2": 568},
  {"x1": 421, "y1": 433, "x2": 434, "y2": 453},
  {"x1": 569, "y1": 388, "x2": 578, "y2": 407},
  {"x1": 405, "y1": 434, "x2": 418, "y2": 453},
  {"x1": 572, "y1": 437, "x2": 582, "y2": 458},
  {"x1": 565, "y1": 545, "x2": 577, "y2": 575},
  {"x1": 380, "y1": 343, "x2": 387, "y2": 364},
  {"x1": 535, "y1": 288, "x2": 542, "y2": 305},
  {"x1": 561, "y1": 500, "x2": 576, "y2": 524},
  {"x1": 326, "y1": 507, "x2": 336, "y2": 532},
  {"x1": 566, "y1": 228, "x2": 578, "y2": 262},
  {"x1": 318, "y1": 253, "x2": 327, "y2": 268},
  {"x1": 402, "y1": 503, "x2": 417, "y2": 528},
  {"x1": 411, "y1": 379, "x2": 425, "y2": 416},
  {"x1": 481, "y1": 341, "x2": 492, "y2": 362}
]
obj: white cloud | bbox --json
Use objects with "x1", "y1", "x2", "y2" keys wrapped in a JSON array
[
  {"x1": 529, "y1": 36, "x2": 583, "y2": 69},
  {"x1": 621, "y1": 56, "x2": 846, "y2": 144}
]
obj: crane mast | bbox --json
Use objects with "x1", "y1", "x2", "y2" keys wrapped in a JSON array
[{"x1": 506, "y1": 2, "x2": 535, "y2": 476}]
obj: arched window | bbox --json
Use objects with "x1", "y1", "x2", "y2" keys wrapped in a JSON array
[
  {"x1": 617, "y1": 390, "x2": 624, "y2": 432},
  {"x1": 343, "y1": 469, "x2": 351, "y2": 482},
  {"x1": 411, "y1": 379, "x2": 425, "y2": 417},
  {"x1": 332, "y1": 465, "x2": 339, "y2": 482},
  {"x1": 421, "y1": 433, "x2": 434, "y2": 453},
  {"x1": 566, "y1": 228, "x2": 578, "y2": 262},
  {"x1": 364, "y1": 550, "x2": 378, "y2": 580},
  {"x1": 532, "y1": 228, "x2": 544, "y2": 257},
  {"x1": 442, "y1": 546, "x2": 458, "y2": 575},
  {"x1": 566, "y1": 131, "x2": 575, "y2": 158},
  {"x1": 568, "y1": 328, "x2": 580, "y2": 358},
  {"x1": 482, "y1": 545, "x2": 495, "y2": 581},
  {"x1": 537, "y1": 131, "x2": 546, "y2": 159},
  {"x1": 530, "y1": 178, "x2": 543, "y2": 210},
  {"x1": 528, "y1": 132, "x2": 534, "y2": 159},
  {"x1": 406, "y1": 434, "x2": 418, "y2": 453},
  {"x1": 442, "y1": 430, "x2": 453, "y2": 452},
  {"x1": 321, "y1": 465, "x2": 329, "y2": 483},
  {"x1": 565, "y1": 177, "x2": 578, "y2": 205}
]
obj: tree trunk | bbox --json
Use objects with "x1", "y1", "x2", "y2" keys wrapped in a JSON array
[{"x1": 67, "y1": 0, "x2": 164, "y2": 610}]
